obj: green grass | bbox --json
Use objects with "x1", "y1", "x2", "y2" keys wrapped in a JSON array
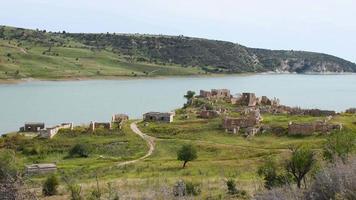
[{"x1": 0, "y1": 122, "x2": 148, "y2": 182}]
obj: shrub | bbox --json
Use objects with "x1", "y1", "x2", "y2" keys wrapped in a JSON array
[
  {"x1": 323, "y1": 131, "x2": 356, "y2": 163},
  {"x1": 185, "y1": 181, "x2": 201, "y2": 196},
  {"x1": 67, "y1": 183, "x2": 83, "y2": 200},
  {"x1": 255, "y1": 186, "x2": 303, "y2": 200},
  {"x1": 305, "y1": 157, "x2": 356, "y2": 200},
  {"x1": 69, "y1": 144, "x2": 89, "y2": 158},
  {"x1": 226, "y1": 179, "x2": 238, "y2": 194},
  {"x1": 42, "y1": 174, "x2": 59, "y2": 196},
  {"x1": 258, "y1": 156, "x2": 288, "y2": 189},
  {"x1": 0, "y1": 149, "x2": 19, "y2": 181}
]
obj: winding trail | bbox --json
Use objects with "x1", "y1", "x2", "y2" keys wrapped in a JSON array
[{"x1": 117, "y1": 121, "x2": 155, "y2": 166}]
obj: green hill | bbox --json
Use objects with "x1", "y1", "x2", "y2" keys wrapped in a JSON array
[{"x1": 0, "y1": 25, "x2": 355, "y2": 80}]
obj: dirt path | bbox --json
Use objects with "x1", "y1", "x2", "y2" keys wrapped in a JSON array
[{"x1": 117, "y1": 122, "x2": 155, "y2": 166}]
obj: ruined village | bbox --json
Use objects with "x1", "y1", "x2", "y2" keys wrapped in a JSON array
[
  {"x1": 2, "y1": 88, "x2": 356, "y2": 199},
  {"x1": 14, "y1": 88, "x2": 354, "y2": 175}
]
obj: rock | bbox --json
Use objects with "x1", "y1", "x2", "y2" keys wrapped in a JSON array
[{"x1": 172, "y1": 180, "x2": 186, "y2": 197}]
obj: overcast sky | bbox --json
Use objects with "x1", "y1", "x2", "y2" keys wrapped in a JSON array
[{"x1": 1, "y1": 0, "x2": 356, "y2": 62}]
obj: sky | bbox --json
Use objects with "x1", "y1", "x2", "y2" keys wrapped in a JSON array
[{"x1": 1, "y1": 0, "x2": 356, "y2": 62}]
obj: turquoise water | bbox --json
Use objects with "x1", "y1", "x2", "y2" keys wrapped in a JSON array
[{"x1": 1, "y1": 74, "x2": 356, "y2": 134}]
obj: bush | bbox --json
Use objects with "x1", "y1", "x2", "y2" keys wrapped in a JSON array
[
  {"x1": 42, "y1": 174, "x2": 59, "y2": 196},
  {"x1": 226, "y1": 179, "x2": 238, "y2": 194},
  {"x1": 69, "y1": 144, "x2": 89, "y2": 158},
  {"x1": 305, "y1": 157, "x2": 356, "y2": 200},
  {"x1": 0, "y1": 149, "x2": 19, "y2": 181},
  {"x1": 22, "y1": 144, "x2": 42, "y2": 155},
  {"x1": 258, "y1": 157, "x2": 289, "y2": 189},
  {"x1": 67, "y1": 183, "x2": 83, "y2": 200},
  {"x1": 323, "y1": 131, "x2": 356, "y2": 163},
  {"x1": 256, "y1": 157, "x2": 356, "y2": 200},
  {"x1": 185, "y1": 181, "x2": 201, "y2": 196},
  {"x1": 255, "y1": 186, "x2": 303, "y2": 200}
]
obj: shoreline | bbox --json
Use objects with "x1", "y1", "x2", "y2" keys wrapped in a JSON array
[{"x1": 0, "y1": 72, "x2": 355, "y2": 85}]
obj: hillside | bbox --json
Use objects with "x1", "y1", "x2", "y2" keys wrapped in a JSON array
[{"x1": 0, "y1": 25, "x2": 355, "y2": 80}]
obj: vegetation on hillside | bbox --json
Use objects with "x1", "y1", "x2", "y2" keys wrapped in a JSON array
[{"x1": 1, "y1": 25, "x2": 355, "y2": 81}]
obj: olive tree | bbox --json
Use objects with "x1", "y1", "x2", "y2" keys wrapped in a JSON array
[
  {"x1": 286, "y1": 147, "x2": 316, "y2": 188},
  {"x1": 177, "y1": 144, "x2": 197, "y2": 168}
]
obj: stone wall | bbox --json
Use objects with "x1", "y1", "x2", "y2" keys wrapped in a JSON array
[
  {"x1": 89, "y1": 121, "x2": 112, "y2": 132},
  {"x1": 288, "y1": 121, "x2": 342, "y2": 136},
  {"x1": 199, "y1": 110, "x2": 220, "y2": 118}
]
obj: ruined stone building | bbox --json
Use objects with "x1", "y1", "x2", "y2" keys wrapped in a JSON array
[
  {"x1": 199, "y1": 89, "x2": 231, "y2": 99},
  {"x1": 240, "y1": 93, "x2": 257, "y2": 107},
  {"x1": 288, "y1": 121, "x2": 342, "y2": 136},
  {"x1": 223, "y1": 109, "x2": 262, "y2": 134},
  {"x1": 200, "y1": 90, "x2": 212, "y2": 98},
  {"x1": 260, "y1": 96, "x2": 280, "y2": 107},
  {"x1": 19, "y1": 123, "x2": 45, "y2": 132},
  {"x1": 345, "y1": 108, "x2": 356, "y2": 114},
  {"x1": 112, "y1": 114, "x2": 129, "y2": 129},
  {"x1": 346, "y1": 108, "x2": 356, "y2": 114},
  {"x1": 143, "y1": 112, "x2": 175, "y2": 123},
  {"x1": 112, "y1": 114, "x2": 129, "y2": 123},
  {"x1": 199, "y1": 110, "x2": 220, "y2": 119},
  {"x1": 89, "y1": 121, "x2": 112, "y2": 132},
  {"x1": 25, "y1": 163, "x2": 57, "y2": 174},
  {"x1": 39, "y1": 123, "x2": 73, "y2": 139},
  {"x1": 305, "y1": 109, "x2": 336, "y2": 117},
  {"x1": 211, "y1": 89, "x2": 231, "y2": 98}
]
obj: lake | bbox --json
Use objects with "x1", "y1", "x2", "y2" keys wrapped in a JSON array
[{"x1": 1, "y1": 74, "x2": 356, "y2": 134}]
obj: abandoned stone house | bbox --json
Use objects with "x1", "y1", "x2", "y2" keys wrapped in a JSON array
[
  {"x1": 112, "y1": 114, "x2": 129, "y2": 129},
  {"x1": 39, "y1": 123, "x2": 73, "y2": 139},
  {"x1": 223, "y1": 109, "x2": 262, "y2": 134},
  {"x1": 20, "y1": 123, "x2": 45, "y2": 132},
  {"x1": 240, "y1": 93, "x2": 258, "y2": 107},
  {"x1": 305, "y1": 109, "x2": 336, "y2": 117},
  {"x1": 199, "y1": 110, "x2": 220, "y2": 119},
  {"x1": 25, "y1": 163, "x2": 57, "y2": 174},
  {"x1": 143, "y1": 112, "x2": 175, "y2": 123},
  {"x1": 89, "y1": 121, "x2": 112, "y2": 132},
  {"x1": 199, "y1": 89, "x2": 231, "y2": 99},
  {"x1": 288, "y1": 121, "x2": 342, "y2": 136},
  {"x1": 345, "y1": 108, "x2": 356, "y2": 114},
  {"x1": 200, "y1": 90, "x2": 212, "y2": 98},
  {"x1": 260, "y1": 96, "x2": 280, "y2": 107},
  {"x1": 211, "y1": 89, "x2": 231, "y2": 98},
  {"x1": 112, "y1": 114, "x2": 129, "y2": 123}
]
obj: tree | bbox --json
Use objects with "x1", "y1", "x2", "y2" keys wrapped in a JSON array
[
  {"x1": 42, "y1": 174, "x2": 59, "y2": 196},
  {"x1": 177, "y1": 144, "x2": 197, "y2": 168},
  {"x1": 184, "y1": 91, "x2": 195, "y2": 101},
  {"x1": 257, "y1": 157, "x2": 286, "y2": 189},
  {"x1": 323, "y1": 132, "x2": 355, "y2": 163},
  {"x1": 184, "y1": 91, "x2": 196, "y2": 107},
  {"x1": 286, "y1": 147, "x2": 316, "y2": 188},
  {"x1": 69, "y1": 144, "x2": 89, "y2": 158}
]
